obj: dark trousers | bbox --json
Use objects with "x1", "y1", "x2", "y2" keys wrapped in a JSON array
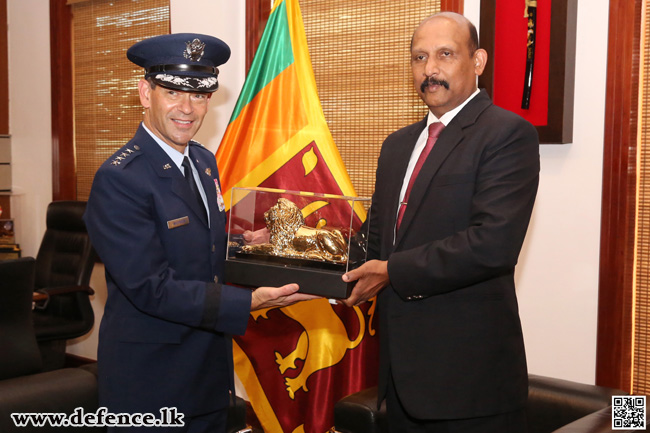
[
  {"x1": 106, "y1": 407, "x2": 227, "y2": 433},
  {"x1": 185, "y1": 408, "x2": 228, "y2": 433},
  {"x1": 386, "y1": 373, "x2": 528, "y2": 433}
]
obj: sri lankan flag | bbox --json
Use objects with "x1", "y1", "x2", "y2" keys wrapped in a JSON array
[{"x1": 216, "y1": 0, "x2": 379, "y2": 432}]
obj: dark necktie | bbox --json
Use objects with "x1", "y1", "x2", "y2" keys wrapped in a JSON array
[
  {"x1": 182, "y1": 156, "x2": 207, "y2": 220},
  {"x1": 396, "y1": 122, "x2": 445, "y2": 230}
]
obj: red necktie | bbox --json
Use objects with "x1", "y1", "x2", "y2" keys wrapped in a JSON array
[{"x1": 396, "y1": 122, "x2": 445, "y2": 230}]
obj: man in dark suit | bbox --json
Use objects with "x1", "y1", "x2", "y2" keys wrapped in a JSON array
[
  {"x1": 342, "y1": 12, "x2": 539, "y2": 432},
  {"x1": 84, "y1": 33, "x2": 315, "y2": 432}
]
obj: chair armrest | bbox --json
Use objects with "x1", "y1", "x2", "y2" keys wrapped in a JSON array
[
  {"x1": 333, "y1": 386, "x2": 387, "y2": 433},
  {"x1": 33, "y1": 285, "x2": 94, "y2": 310},
  {"x1": 552, "y1": 406, "x2": 640, "y2": 433},
  {"x1": 528, "y1": 374, "x2": 627, "y2": 433},
  {"x1": 227, "y1": 395, "x2": 250, "y2": 433},
  {"x1": 332, "y1": 376, "x2": 628, "y2": 433},
  {"x1": 0, "y1": 368, "x2": 99, "y2": 431},
  {"x1": 39, "y1": 285, "x2": 95, "y2": 296}
]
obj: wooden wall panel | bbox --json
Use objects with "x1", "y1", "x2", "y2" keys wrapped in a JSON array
[
  {"x1": 596, "y1": 0, "x2": 642, "y2": 392},
  {"x1": 50, "y1": 0, "x2": 76, "y2": 200},
  {"x1": 0, "y1": 0, "x2": 8, "y2": 135}
]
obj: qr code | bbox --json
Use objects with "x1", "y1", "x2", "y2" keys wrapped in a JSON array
[{"x1": 613, "y1": 396, "x2": 646, "y2": 430}]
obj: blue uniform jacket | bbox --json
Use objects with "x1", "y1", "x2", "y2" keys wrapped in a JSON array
[{"x1": 84, "y1": 124, "x2": 252, "y2": 417}]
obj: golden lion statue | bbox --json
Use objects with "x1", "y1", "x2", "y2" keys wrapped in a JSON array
[{"x1": 241, "y1": 198, "x2": 348, "y2": 263}]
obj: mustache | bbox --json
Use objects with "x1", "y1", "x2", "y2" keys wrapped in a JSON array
[{"x1": 420, "y1": 77, "x2": 450, "y2": 92}]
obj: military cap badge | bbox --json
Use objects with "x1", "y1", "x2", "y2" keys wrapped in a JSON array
[{"x1": 184, "y1": 39, "x2": 205, "y2": 61}]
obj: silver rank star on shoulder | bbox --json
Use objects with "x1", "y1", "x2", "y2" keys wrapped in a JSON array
[{"x1": 111, "y1": 146, "x2": 138, "y2": 165}]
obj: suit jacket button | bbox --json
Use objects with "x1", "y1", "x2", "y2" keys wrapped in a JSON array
[
  {"x1": 212, "y1": 244, "x2": 216, "y2": 252},
  {"x1": 213, "y1": 275, "x2": 218, "y2": 283}
]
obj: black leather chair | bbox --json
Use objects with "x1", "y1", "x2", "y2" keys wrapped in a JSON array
[
  {"x1": 32, "y1": 201, "x2": 96, "y2": 370},
  {"x1": 332, "y1": 375, "x2": 629, "y2": 433},
  {"x1": 227, "y1": 395, "x2": 253, "y2": 433},
  {"x1": 0, "y1": 257, "x2": 102, "y2": 432},
  {"x1": 553, "y1": 406, "x2": 636, "y2": 432},
  {"x1": 0, "y1": 257, "x2": 42, "y2": 380},
  {"x1": 526, "y1": 374, "x2": 625, "y2": 432},
  {"x1": 332, "y1": 387, "x2": 387, "y2": 433},
  {"x1": 0, "y1": 256, "x2": 250, "y2": 432}
]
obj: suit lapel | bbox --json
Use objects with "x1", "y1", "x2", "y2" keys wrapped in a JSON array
[
  {"x1": 136, "y1": 127, "x2": 209, "y2": 227},
  {"x1": 395, "y1": 123, "x2": 461, "y2": 244},
  {"x1": 394, "y1": 90, "x2": 492, "y2": 246}
]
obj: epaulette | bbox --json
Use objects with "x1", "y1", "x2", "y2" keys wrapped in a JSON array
[
  {"x1": 189, "y1": 140, "x2": 211, "y2": 153},
  {"x1": 109, "y1": 144, "x2": 142, "y2": 168}
]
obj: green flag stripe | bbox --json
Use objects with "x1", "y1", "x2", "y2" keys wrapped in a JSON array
[{"x1": 228, "y1": 1, "x2": 294, "y2": 123}]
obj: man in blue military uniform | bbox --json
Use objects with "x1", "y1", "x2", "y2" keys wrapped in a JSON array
[{"x1": 84, "y1": 33, "x2": 316, "y2": 432}]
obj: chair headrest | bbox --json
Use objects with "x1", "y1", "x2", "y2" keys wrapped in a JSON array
[{"x1": 46, "y1": 201, "x2": 88, "y2": 233}]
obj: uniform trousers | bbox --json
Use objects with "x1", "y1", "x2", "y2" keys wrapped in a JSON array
[{"x1": 106, "y1": 407, "x2": 227, "y2": 433}]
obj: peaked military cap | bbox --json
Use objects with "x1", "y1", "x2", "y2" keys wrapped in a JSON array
[{"x1": 127, "y1": 33, "x2": 231, "y2": 93}]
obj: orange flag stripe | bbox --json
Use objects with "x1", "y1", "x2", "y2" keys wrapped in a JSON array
[{"x1": 217, "y1": 63, "x2": 307, "y2": 195}]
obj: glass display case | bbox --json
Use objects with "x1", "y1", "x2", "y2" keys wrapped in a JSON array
[{"x1": 225, "y1": 187, "x2": 371, "y2": 298}]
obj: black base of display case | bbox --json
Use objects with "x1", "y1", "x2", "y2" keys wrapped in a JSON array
[{"x1": 225, "y1": 258, "x2": 354, "y2": 299}]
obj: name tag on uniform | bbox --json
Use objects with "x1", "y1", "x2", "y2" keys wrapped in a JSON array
[{"x1": 167, "y1": 216, "x2": 190, "y2": 229}]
